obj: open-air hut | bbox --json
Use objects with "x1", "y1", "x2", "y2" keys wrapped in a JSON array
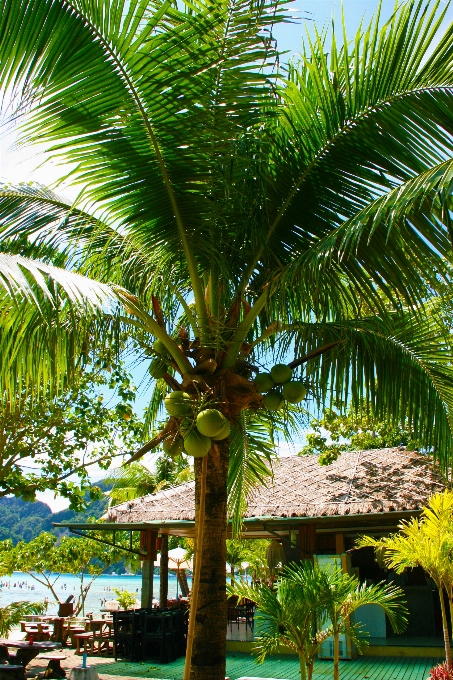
[{"x1": 56, "y1": 447, "x2": 446, "y2": 656}]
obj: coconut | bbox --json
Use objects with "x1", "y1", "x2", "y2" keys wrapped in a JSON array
[
  {"x1": 163, "y1": 435, "x2": 184, "y2": 457},
  {"x1": 263, "y1": 389, "x2": 284, "y2": 410},
  {"x1": 164, "y1": 391, "x2": 192, "y2": 417},
  {"x1": 153, "y1": 339, "x2": 170, "y2": 356},
  {"x1": 254, "y1": 373, "x2": 275, "y2": 393},
  {"x1": 184, "y1": 430, "x2": 211, "y2": 457},
  {"x1": 270, "y1": 363, "x2": 293, "y2": 384},
  {"x1": 211, "y1": 419, "x2": 231, "y2": 441},
  {"x1": 282, "y1": 381, "x2": 307, "y2": 404},
  {"x1": 148, "y1": 357, "x2": 168, "y2": 380},
  {"x1": 196, "y1": 409, "x2": 226, "y2": 437},
  {"x1": 179, "y1": 417, "x2": 193, "y2": 438}
]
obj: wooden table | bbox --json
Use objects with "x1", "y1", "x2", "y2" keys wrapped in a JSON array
[
  {"x1": 0, "y1": 640, "x2": 61, "y2": 668},
  {"x1": 66, "y1": 628, "x2": 86, "y2": 648},
  {"x1": 37, "y1": 653, "x2": 67, "y2": 678}
]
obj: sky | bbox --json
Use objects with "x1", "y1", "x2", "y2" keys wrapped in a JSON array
[{"x1": 1, "y1": 0, "x2": 451, "y2": 509}]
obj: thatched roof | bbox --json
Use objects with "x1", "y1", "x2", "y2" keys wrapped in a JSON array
[{"x1": 107, "y1": 448, "x2": 445, "y2": 524}]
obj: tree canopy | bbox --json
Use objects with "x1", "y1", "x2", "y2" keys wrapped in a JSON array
[
  {"x1": 299, "y1": 400, "x2": 423, "y2": 466},
  {"x1": 0, "y1": 532, "x2": 123, "y2": 615},
  {"x1": 0, "y1": 361, "x2": 143, "y2": 507}
]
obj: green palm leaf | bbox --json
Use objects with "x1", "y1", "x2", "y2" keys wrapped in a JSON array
[{"x1": 0, "y1": 252, "x2": 122, "y2": 399}]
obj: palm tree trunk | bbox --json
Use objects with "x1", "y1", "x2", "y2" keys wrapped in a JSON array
[
  {"x1": 189, "y1": 440, "x2": 228, "y2": 680},
  {"x1": 299, "y1": 651, "x2": 306, "y2": 680},
  {"x1": 184, "y1": 454, "x2": 207, "y2": 680},
  {"x1": 333, "y1": 631, "x2": 340, "y2": 680},
  {"x1": 307, "y1": 660, "x2": 314, "y2": 680},
  {"x1": 439, "y1": 586, "x2": 452, "y2": 669}
]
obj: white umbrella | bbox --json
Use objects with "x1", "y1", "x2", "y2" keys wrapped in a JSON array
[
  {"x1": 156, "y1": 547, "x2": 193, "y2": 599},
  {"x1": 155, "y1": 547, "x2": 193, "y2": 570}
]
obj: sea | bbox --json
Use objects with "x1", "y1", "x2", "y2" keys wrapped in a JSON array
[{"x1": 0, "y1": 571, "x2": 191, "y2": 615}]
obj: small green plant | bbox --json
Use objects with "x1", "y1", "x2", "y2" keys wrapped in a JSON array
[
  {"x1": 112, "y1": 588, "x2": 138, "y2": 610},
  {"x1": 0, "y1": 601, "x2": 45, "y2": 638},
  {"x1": 232, "y1": 562, "x2": 408, "y2": 680}
]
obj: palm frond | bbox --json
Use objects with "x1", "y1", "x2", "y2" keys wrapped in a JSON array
[
  {"x1": 250, "y1": 0, "x2": 453, "y2": 309},
  {"x1": 268, "y1": 306, "x2": 453, "y2": 473},
  {"x1": 0, "y1": 253, "x2": 122, "y2": 399},
  {"x1": 228, "y1": 411, "x2": 277, "y2": 536}
]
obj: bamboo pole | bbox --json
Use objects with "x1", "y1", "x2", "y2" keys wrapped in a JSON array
[{"x1": 183, "y1": 454, "x2": 208, "y2": 680}]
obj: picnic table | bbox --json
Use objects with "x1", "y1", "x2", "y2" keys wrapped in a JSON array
[
  {"x1": 19, "y1": 620, "x2": 53, "y2": 642},
  {"x1": 87, "y1": 619, "x2": 113, "y2": 655},
  {"x1": 0, "y1": 640, "x2": 61, "y2": 668},
  {"x1": 37, "y1": 652, "x2": 67, "y2": 679}
]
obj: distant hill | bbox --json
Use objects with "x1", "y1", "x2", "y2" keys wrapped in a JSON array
[{"x1": 0, "y1": 486, "x2": 109, "y2": 544}]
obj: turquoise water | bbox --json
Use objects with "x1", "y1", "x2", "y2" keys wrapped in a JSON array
[{"x1": 0, "y1": 571, "x2": 190, "y2": 615}]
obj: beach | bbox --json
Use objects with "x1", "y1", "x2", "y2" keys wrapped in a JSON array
[{"x1": 0, "y1": 571, "x2": 190, "y2": 615}]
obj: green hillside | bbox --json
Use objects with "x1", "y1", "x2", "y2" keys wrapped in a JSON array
[{"x1": 0, "y1": 491, "x2": 109, "y2": 544}]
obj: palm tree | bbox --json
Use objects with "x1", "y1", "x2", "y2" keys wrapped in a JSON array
[
  {"x1": 233, "y1": 562, "x2": 407, "y2": 680},
  {"x1": 0, "y1": 601, "x2": 45, "y2": 639},
  {"x1": 232, "y1": 562, "x2": 330, "y2": 680},
  {"x1": 357, "y1": 490, "x2": 453, "y2": 669},
  {"x1": 306, "y1": 567, "x2": 408, "y2": 680},
  {"x1": 1, "y1": 2, "x2": 453, "y2": 678},
  {"x1": 104, "y1": 463, "x2": 158, "y2": 507},
  {"x1": 226, "y1": 540, "x2": 250, "y2": 585}
]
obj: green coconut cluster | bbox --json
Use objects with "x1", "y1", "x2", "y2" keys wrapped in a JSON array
[
  {"x1": 163, "y1": 392, "x2": 230, "y2": 458},
  {"x1": 254, "y1": 364, "x2": 307, "y2": 411},
  {"x1": 148, "y1": 339, "x2": 171, "y2": 379}
]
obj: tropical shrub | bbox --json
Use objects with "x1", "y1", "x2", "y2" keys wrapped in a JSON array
[
  {"x1": 112, "y1": 589, "x2": 138, "y2": 610},
  {"x1": 0, "y1": 601, "x2": 45, "y2": 638}
]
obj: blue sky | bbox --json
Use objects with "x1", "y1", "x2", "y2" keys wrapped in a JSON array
[{"x1": 275, "y1": 0, "x2": 453, "y2": 55}]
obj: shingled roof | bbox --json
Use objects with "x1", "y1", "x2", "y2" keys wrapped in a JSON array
[{"x1": 107, "y1": 448, "x2": 445, "y2": 524}]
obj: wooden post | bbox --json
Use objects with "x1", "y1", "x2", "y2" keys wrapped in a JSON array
[
  {"x1": 335, "y1": 533, "x2": 345, "y2": 555},
  {"x1": 159, "y1": 533, "x2": 169, "y2": 607},
  {"x1": 299, "y1": 524, "x2": 316, "y2": 559},
  {"x1": 183, "y1": 454, "x2": 208, "y2": 680},
  {"x1": 140, "y1": 530, "x2": 157, "y2": 608}
]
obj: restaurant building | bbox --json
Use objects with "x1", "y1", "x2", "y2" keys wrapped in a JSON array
[{"x1": 56, "y1": 447, "x2": 447, "y2": 657}]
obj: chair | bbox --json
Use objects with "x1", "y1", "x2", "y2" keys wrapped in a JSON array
[
  {"x1": 73, "y1": 633, "x2": 94, "y2": 655},
  {"x1": 113, "y1": 611, "x2": 141, "y2": 661},
  {"x1": 172, "y1": 609, "x2": 187, "y2": 656},
  {"x1": 141, "y1": 612, "x2": 174, "y2": 663},
  {"x1": 237, "y1": 599, "x2": 255, "y2": 631}
]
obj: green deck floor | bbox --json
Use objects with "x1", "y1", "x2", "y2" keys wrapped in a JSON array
[{"x1": 94, "y1": 652, "x2": 441, "y2": 680}]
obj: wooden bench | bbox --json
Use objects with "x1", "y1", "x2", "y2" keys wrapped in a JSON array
[
  {"x1": 37, "y1": 653, "x2": 66, "y2": 678},
  {"x1": 0, "y1": 666, "x2": 25, "y2": 680},
  {"x1": 73, "y1": 634, "x2": 94, "y2": 656},
  {"x1": 66, "y1": 629, "x2": 86, "y2": 649}
]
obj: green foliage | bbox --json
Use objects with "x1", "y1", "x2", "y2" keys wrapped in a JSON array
[
  {"x1": 232, "y1": 562, "x2": 407, "y2": 680},
  {"x1": 105, "y1": 455, "x2": 193, "y2": 508},
  {"x1": 0, "y1": 0, "x2": 452, "y2": 471},
  {"x1": 0, "y1": 600, "x2": 45, "y2": 638},
  {"x1": 0, "y1": 361, "x2": 143, "y2": 509},
  {"x1": 0, "y1": 532, "x2": 122, "y2": 615},
  {"x1": 226, "y1": 539, "x2": 269, "y2": 583},
  {"x1": 356, "y1": 490, "x2": 453, "y2": 668},
  {"x1": 112, "y1": 588, "x2": 138, "y2": 610},
  {"x1": 105, "y1": 463, "x2": 157, "y2": 507},
  {"x1": 3, "y1": 0, "x2": 453, "y2": 670},
  {"x1": 299, "y1": 402, "x2": 422, "y2": 466}
]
